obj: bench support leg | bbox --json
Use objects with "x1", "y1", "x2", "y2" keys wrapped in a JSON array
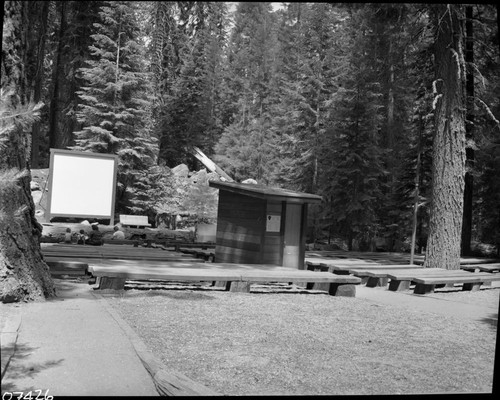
[
  {"x1": 312, "y1": 282, "x2": 330, "y2": 291},
  {"x1": 329, "y1": 283, "x2": 356, "y2": 297},
  {"x1": 366, "y1": 277, "x2": 388, "y2": 288},
  {"x1": 414, "y1": 283, "x2": 435, "y2": 295},
  {"x1": 462, "y1": 282, "x2": 482, "y2": 291},
  {"x1": 96, "y1": 277, "x2": 126, "y2": 291},
  {"x1": 388, "y1": 279, "x2": 410, "y2": 291},
  {"x1": 435, "y1": 283, "x2": 455, "y2": 289},
  {"x1": 229, "y1": 281, "x2": 251, "y2": 293}
]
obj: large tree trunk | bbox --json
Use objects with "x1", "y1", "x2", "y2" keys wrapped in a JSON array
[
  {"x1": 461, "y1": 5, "x2": 474, "y2": 256},
  {"x1": 424, "y1": 4, "x2": 466, "y2": 270},
  {"x1": 1, "y1": 0, "x2": 55, "y2": 303},
  {"x1": 48, "y1": 0, "x2": 67, "y2": 150},
  {"x1": 29, "y1": 0, "x2": 49, "y2": 168}
]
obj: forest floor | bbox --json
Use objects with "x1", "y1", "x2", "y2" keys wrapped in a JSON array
[{"x1": 105, "y1": 283, "x2": 499, "y2": 396}]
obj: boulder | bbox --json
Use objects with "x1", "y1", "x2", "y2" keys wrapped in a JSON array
[{"x1": 171, "y1": 164, "x2": 189, "y2": 178}]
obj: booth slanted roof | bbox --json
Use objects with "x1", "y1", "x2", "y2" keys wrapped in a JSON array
[{"x1": 209, "y1": 181, "x2": 322, "y2": 204}]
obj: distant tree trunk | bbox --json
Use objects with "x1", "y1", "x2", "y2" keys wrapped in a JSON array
[
  {"x1": 461, "y1": 5, "x2": 474, "y2": 256},
  {"x1": 424, "y1": 4, "x2": 466, "y2": 270},
  {"x1": 30, "y1": 0, "x2": 49, "y2": 168},
  {"x1": 48, "y1": 0, "x2": 67, "y2": 150},
  {"x1": 1, "y1": 0, "x2": 56, "y2": 303}
]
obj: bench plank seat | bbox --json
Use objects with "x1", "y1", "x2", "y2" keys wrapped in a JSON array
[
  {"x1": 385, "y1": 269, "x2": 500, "y2": 293},
  {"x1": 45, "y1": 259, "x2": 90, "y2": 276},
  {"x1": 88, "y1": 262, "x2": 361, "y2": 296},
  {"x1": 412, "y1": 273, "x2": 500, "y2": 294},
  {"x1": 461, "y1": 263, "x2": 500, "y2": 273},
  {"x1": 102, "y1": 239, "x2": 139, "y2": 245},
  {"x1": 179, "y1": 248, "x2": 215, "y2": 262},
  {"x1": 42, "y1": 243, "x2": 202, "y2": 262},
  {"x1": 349, "y1": 266, "x2": 425, "y2": 286},
  {"x1": 324, "y1": 263, "x2": 421, "y2": 275}
]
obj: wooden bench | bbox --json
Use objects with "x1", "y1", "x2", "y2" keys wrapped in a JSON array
[
  {"x1": 348, "y1": 265, "x2": 424, "y2": 287},
  {"x1": 119, "y1": 214, "x2": 151, "y2": 228},
  {"x1": 321, "y1": 262, "x2": 418, "y2": 276},
  {"x1": 179, "y1": 248, "x2": 215, "y2": 262},
  {"x1": 411, "y1": 273, "x2": 500, "y2": 294},
  {"x1": 42, "y1": 245, "x2": 202, "y2": 262},
  {"x1": 45, "y1": 259, "x2": 90, "y2": 276},
  {"x1": 386, "y1": 269, "x2": 500, "y2": 293},
  {"x1": 102, "y1": 239, "x2": 139, "y2": 246},
  {"x1": 461, "y1": 263, "x2": 500, "y2": 273},
  {"x1": 306, "y1": 259, "x2": 380, "y2": 275},
  {"x1": 88, "y1": 262, "x2": 362, "y2": 296}
]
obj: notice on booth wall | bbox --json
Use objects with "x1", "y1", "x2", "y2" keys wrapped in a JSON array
[{"x1": 266, "y1": 215, "x2": 281, "y2": 232}]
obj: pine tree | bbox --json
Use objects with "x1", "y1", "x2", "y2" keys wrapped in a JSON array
[
  {"x1": 71, "y1": 1, "x2": 160, "y2": 217},
  {"x1": 154, "y1": 2, "x2": 229, "y2": 169},
  {"x1": 424, "y1": 4, "x2": 467, "y2": 270},
  {"x1": 318, "y1": 5, "x2": 388, "y2": 250},
  {"x1": 215, "y1": 2, "x2": 281, "y2": 183},
  {"x1": 273, "y1": 3, "x2": 345, "y2": 193}
]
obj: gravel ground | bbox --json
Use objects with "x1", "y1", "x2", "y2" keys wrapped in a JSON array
[
  {"x1": 427, "y1": 286, "x2": 500, "y2": 307},
  {"x1": 106, "y1": 287, "x2": 498, "y2": 396}
]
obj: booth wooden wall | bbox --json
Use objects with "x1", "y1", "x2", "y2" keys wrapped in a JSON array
[{"x1": 210, "y1": 181, "x2": 321, "y2": 269}]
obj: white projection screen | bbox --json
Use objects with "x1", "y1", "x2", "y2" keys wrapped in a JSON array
[{"x1": 47, "y1": 149, "x2": 118, "y2": 222}]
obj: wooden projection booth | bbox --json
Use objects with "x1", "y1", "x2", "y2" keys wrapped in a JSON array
[{"x1": 209, "y1": 181, "x2": 322, "y2": 269}]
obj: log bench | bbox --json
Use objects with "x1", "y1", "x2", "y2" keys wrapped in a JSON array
[
  {"x1": 154, "y1": 241, "x2": 216, "y2": 251},
  {"x1": 88, "y1": 262, "x2": 362, "y2": 296},
  {"x1": 45, "y1": 259, "x2": 90, "y2": 276},
  {"x1": 179, "y1": 248, "x2": 215, "y2": 262},
  {"x1": 41, "y1": 243, "x2": 202, "y2": 262},
  {"x1": 322, "y1": 263, "x2": 421, "y2": 276},
  {"x1": 348, "y1": 266, "x2": 424, "y2": 287},
  {"x1": 460, "y1": 263, "x2": 500, "y2": 273},
  {"x1": 386, "y1": 269, "x2": 500, "y2": 293},
  {"x1": 411, "y1": 273, "x2": 500, "y2": 294},
  {"x1": 102, "y1": 239, "x2": 139, "y2": 246},
  {"x1": 306, "y1": 259, "x2": 380, "y2": 276}
]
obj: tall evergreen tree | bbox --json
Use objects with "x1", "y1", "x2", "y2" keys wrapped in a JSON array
[
  {"x1": 215, "y1": 2, "x2": 281, "y2": 183},
  {"x1": 71, "y1": 1, "x2": 160, "y2": 217},
  {"x1": 424, "y1": 4, "x2": 467, "y2": 270},
  {"x1": 274, "y1": 3, "x2": 345, "y2": 193},
  {"x1": 153, "y1": 2, "x2": 228, "y2": 169},
  {"x1": 316, "y1": 5, "x2": 387, "y2": 250}
]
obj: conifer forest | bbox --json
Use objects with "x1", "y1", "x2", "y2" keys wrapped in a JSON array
[{"x1": 2, "y1": 2, "x2": 500, "y2": 257}]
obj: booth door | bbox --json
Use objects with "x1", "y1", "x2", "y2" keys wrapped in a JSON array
[{"x1": 282, "y1": 203, "x2": 304, "y2": 269}]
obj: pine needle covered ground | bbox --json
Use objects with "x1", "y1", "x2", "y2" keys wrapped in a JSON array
[{"x1": 106, "y1": 287, "x2": 498, "y2": 395}]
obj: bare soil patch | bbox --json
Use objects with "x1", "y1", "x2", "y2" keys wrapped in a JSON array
[{"x1": 106, "y1": 288, "x2": 498, "y2": 396}]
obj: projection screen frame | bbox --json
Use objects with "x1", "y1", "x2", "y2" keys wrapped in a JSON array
[{"x1": 46, "y1": 149, "x2": 118, "y2": 223}]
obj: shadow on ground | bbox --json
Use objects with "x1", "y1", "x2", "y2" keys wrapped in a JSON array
[
  {"x1": 118, "y1": 288, "x2": 217, "y2": 301},
  {"x1": 479, "y1": 313, "x2": 498, "y2": 331},
  {"x1": 1, "y1": 342, "x2": 64, "y2": 394}
]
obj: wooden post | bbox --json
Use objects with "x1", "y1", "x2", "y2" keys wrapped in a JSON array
[{"x1": 229, "y1": 281, "x2": 252, "y2": 293}]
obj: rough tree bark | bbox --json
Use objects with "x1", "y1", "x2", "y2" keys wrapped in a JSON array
[
  {"x1": 48, "y1": 0, "x2": 67, "y2": 150},
  {"x1": 461, "y1": 5, "x2": 474, "y2": 256},
  {"x1": 424, "y1": 4, "x2": 466, "y2": 270},
  {"x1": 1, "y1": 0, "x2": 55, "y2": 302},
  {"x1": 29, "y1": 0, "x2": 49, "y2": 169}
]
